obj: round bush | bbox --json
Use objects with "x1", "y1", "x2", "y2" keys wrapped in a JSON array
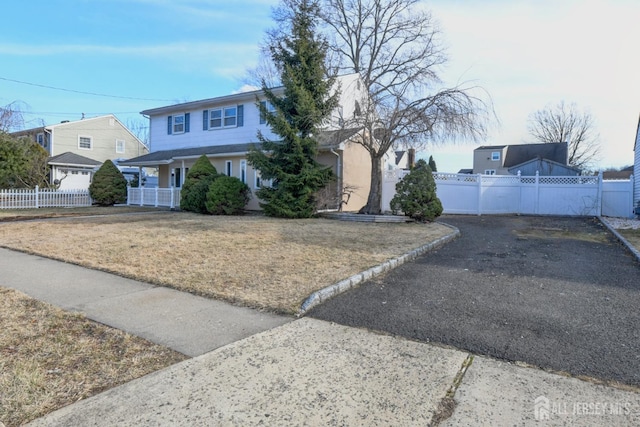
[
  {"x1": 205, "y1": 176, "x2": 251, "y2": 215},
  {"x1": 89, "y1": 160, "x2": 128, "y2": 206},
  {"x1": 180, "y1": 155, "x2": 218, "y2": 213},
  {"x1": 390, "y1": 159, "x2": 443, "y2": 222}
]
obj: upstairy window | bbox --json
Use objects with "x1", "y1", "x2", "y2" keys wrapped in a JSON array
[
  {"x1": 259, "y1": 101, "x2": 276, "y2": 124},
  {"x1": 167, "y1": 113, "x2": 190, "y2": 134},
  {"x1": 78, "y1": 136, "x2": 92, "y2": 149},
  {"x1": 203, "y1": 105, "x2": 243, "y2": 130}
]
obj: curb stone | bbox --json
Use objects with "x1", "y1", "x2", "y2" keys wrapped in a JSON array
[
  {"x1": 297, "y1": 222, "x2": 461, "y2": 316},
  {"x1": 599, "y1": 216, "x2": 640, "y2": 263}
]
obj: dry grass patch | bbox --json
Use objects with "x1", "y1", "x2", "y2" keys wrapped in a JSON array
[
  {"x1": 0, "y1": 287, "x2": 187, "y2": 427},
  {"x1": 618, "y1": 229, "x2": 640, "y2": 254},
  {"x1": 0, "y1": 212, "x2": 453, "y2": 313},
  {"x1": 0, "y1": 206, "x2": 164, "y2": 221}
]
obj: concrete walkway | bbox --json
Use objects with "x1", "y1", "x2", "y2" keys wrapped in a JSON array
[{"x1": 2, "y1": 247, "x2": 639, "y2": 426}]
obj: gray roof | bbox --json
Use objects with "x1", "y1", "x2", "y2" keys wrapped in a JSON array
[
  {"x1": 503, "y1": 142, "x2": 568, "y2": 167},
  {"x1": 119, "y1": 128, "x2": 364, "y2": 166},
  {"x1": 118, "y1": 143, "x2": 260, "y2": 166},
  {"x1": 48, "y1": 152, "x2": 101, "y2": 167}
]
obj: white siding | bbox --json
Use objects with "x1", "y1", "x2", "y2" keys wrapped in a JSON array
[{"x1": 635, "y1": 121, "x2": 640, "y2": 206}]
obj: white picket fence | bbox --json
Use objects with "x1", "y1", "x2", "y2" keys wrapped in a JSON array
[
  {"x1": 382, "y1": 171, "x2": 635, "y2": 218},
  {"x1": 0, "y1": 186, "x2": 92, "y2": 209},
  {"x1": 127, "y1": 187, "x2": 181, "y2": 208}
]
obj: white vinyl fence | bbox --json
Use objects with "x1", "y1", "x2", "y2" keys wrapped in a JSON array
[
  {"x1": 382, "y1": 171, "x2": 635, "y2": 218},
  {"x1": 127, "y1": 187, "x2": 181, "y2": 208},
  {"x1": 0, "y1": 186, "x2": 92, "y2": 209}
]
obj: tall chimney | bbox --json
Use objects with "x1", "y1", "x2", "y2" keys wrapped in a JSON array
[{"x1": 407, "y1": 148, "x2": 416, "y2": 168}]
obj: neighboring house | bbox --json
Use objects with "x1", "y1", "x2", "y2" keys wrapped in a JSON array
[
  {"x1": 121, "y1": 73, "x2": 376, "y2": 211},
  {"x1": 11, "y1": 114, "x2": 149, "y2": 189},
  {"x1": 634, "y1": 116, "x2": 640, "y2": 213},
  {"x1": 602, "y1": 166, "x2": 633, "y2": 180},
  {"x1": 473, "y1": 142, "x2": 580, "y2": 176}
]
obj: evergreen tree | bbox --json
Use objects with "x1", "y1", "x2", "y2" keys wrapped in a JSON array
[
  {"x1": 428, "y1": 155, "x2": 437, "y2": 172},
  {"x1": 390, "y1": 159, "x2": 443, "y2": 222},
  {"x1": 180, "y1": 155, "x2": 219, "y2": 213},
  {"x1": 89, "y1": 160, "x2": 127, "y2": 206},
  {"x1": 247, "y1": 0, "x2": 338, "y2": 218}
]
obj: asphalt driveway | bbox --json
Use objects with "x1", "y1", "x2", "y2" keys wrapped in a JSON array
[{"x1": 308, "y1": 215, "x2": 640, "y2": 387}]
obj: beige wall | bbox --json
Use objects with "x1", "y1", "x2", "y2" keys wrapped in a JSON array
[
  {"x1": 340, "y1": 141, "x2": 372, "y2": 212},
  {"x1": 50, "y1": 116, "x2": 148, "y2": 162},
  {"x1": 473, "y1": 147, "x2": 508, "y2": 175}
]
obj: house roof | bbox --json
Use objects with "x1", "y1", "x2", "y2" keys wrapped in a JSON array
[
  {"x1": 476, "y1": 145, "x2": 507, "y2": 150},
  {"x1": 507, "y1": 157, "x2": 580, "y2": 174},
  {"x1": 120, "y1": 128, "x2": 364, "y2": 166},
  {"x1": 48, "y1": 152, "x2": 101, "y2": 167},
  {"x1": 119, "y1": 143, "x2": 259, "y2": 166},
  {"x1": 503, "y1": 142, "x2": 568, "y2": 168}
]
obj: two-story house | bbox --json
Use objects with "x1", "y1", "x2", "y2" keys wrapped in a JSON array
[
  {"x1": 473, "y1": 142, "x2": 580, "y2": 176},
  {"x1": 121, "y1": 73, "x2": 375, "y2": 211},
  {"x1": 12, "y1": 114, "x2": 148, "y2": 189}
]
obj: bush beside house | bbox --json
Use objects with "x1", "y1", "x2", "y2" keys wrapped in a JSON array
[
  {"x1": 205, "y1": 176, "x2": 251, "y2": 215},
  {"x1": 180, "y1": 155, "x2": 219, "y2": 214},
  {"x1": 390, "y1": 159, "x2": 443, "y2": 222},
  {"x1": 89, "y1": 160, "x2": 128, "y2": 206}
]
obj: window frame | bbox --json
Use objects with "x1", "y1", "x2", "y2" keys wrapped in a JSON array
[
  {"x1": 116, "y1": 139, "x2": 125, "y2": 154},
  {"x1": 225, "y1": 160, "x2": 232, "y2": 177},
  {"x1": 208, "y1": 106, "x2": 237, "y2": 129},
  {"x1": 259, "y1": 101, "x2": 276, "y2": 124},
  {"x1": 240, "y1": 160, "x2": 247, "y2": 183},
  {"x1": 484, "y1": 169, "x2": 496, "y2": 175},
  {"x1": 173, "y1": 114, "x2": 185, "y2": 134},
  {"x1": 491, "y1": 151, "x2": 501, "y2": 161},
  {"x1": 78, "y1": 135, "x2": 92, "y2": 150}
]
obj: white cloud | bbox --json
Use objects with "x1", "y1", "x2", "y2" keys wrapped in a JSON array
[{"x1": 425, "y1": 0, "x2": 640, "y2": 169}]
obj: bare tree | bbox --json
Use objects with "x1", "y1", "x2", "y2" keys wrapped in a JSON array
[
  {"x1": 0, "y1": 101, "x2": 27, "y2": 132},
  {"x1": 125, "y1": 118, "x2": 150, "y2": 152},
  {"x1": 527, "y1": 101, "x2": 600, "y2": 171},
  {"x1": 320, "y1": 0, "x2": 491, "y2": 214}
]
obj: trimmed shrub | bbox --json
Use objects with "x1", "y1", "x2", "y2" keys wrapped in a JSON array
[
  {"x1": 180, "y1": 155, "x2": 219, "y2": 213},
  {"x1": 205, "y1": 176, "x2": 251, "y2": 215},
  {"x1": 89, "y1": 160, "x2": 128, "y2": 206},
  {"x1": 390, "y1": 159, "x2": 443, "y2": 222}
]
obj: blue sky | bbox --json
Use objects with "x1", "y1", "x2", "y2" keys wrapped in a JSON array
[{"x1": 2, "y1": 0, "x2": 638, "y2": 172}]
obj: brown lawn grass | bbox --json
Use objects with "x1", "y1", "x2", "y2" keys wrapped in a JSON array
[
  {"x1": 618, "y1": 229, "x2": 640, "y2": 254},
  {"x1": 0, "y1": 211, "x2": 453, "y2": 313},
  {"x1": 0, "y1": 206, "x2": 164, "y2": 221},
  {"x1": 0, "y1": 287, "x2": 187, "y2": 427}
]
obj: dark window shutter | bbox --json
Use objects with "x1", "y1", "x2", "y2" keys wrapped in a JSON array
[
  {"x1": 237, "y1": 105, "x2": 244, "y2": 127},
  {"x1": 203, "y1": 110, "x2": 209, "y2": 131},
  {"x1": 167, "y1": 116, "x2": 172, "y2": 134},
  {"x1": 185, "y1": 113, "x2": 190, "y2": 133}
]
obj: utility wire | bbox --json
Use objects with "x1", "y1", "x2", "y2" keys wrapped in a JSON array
[{"x1": 0, "y1": 76, "x2": 174, "y2": 102}]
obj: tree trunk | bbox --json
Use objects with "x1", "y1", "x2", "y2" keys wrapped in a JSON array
[{"x1": 359, "y1": 154, "x2": 383, "y2": 214}]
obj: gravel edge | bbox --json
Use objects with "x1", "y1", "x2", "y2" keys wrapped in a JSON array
[
  {"x1": 297, "y1": 222, "x2": 461, "y2": 316},
  {"x1": 599, "y1": 216, "x2": 640, "y2": 264}
]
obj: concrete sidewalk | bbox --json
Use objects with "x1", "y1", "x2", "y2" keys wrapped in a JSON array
[
  {"x1": 2, "y1": 247, "x2": 639, "y2": 426},
  {"x1": 0, "y1": 247, "x2": 290, "y2": 357}
]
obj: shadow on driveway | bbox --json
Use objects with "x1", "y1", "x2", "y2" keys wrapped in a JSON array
[{"x1": 308, "y1": 215, "x2": 640, "y2": 387}]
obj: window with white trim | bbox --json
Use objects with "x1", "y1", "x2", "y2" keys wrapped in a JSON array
[
  {"x1": 208, "y1": 106, "x2": 238, "y2": 129},
  {"x1": 259, "y1": 101, "x2": 276, "y2": 124},
  {"x1": 36, "y1": 133, "x2": 45, "y2": 147},
  {"x1": 240, "y1": 160, "x2": 247, "y2": 183},
  {"x1": 484, "y1": 169, "x2": 496, "y2": 175},
  {"x1": 78, "y1": 136, "x2": 92, "y2": 150},
  {"x1": 225, "y1": 160, "x2": 232, "y2": 177},
  {"x1": 173, "y1": 114, "x2": 185, "y2": 133},
  {"x1": 116, "y1": 139, "x2": 125, "y2": 153},
  {"x1": 491, "y1": 151, "x2": 501, "y2": 161},
  {"x1": 255, "y1": 170, "x2": 262, "y2": 189}
]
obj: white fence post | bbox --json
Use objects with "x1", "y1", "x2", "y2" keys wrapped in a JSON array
[
  {"x1": 35, "y1": 185, "x2": 39, "y2": 208},
  {"x1": 476, "y1": 174, "x2": 482, "y2": 216},
  {"x1": 534, "y1": 171, "x2": 540, "y2": 215}
]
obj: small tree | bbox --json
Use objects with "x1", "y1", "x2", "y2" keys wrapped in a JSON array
[
  {"x1": 390, "y1": 159, "x2": 442, "y2": 222},
  {"x1": 180, "y1": 155, "x2": 219, "y2": 213},
  {"x1": 247, "y1": 0, "x2": 338, "y2": 218},
  {"x1": 205, "y1": 176, "x2": 251, "y2": 215},
  {"x1": 428, "y1": 155, "x2": 437, "y2": 172},
  {"x1": 89, "y1": 160, "x2": 127, "y2": 206},
  {"x1": 0, "y1": 133, "x2": 50, "y2": 188}
]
